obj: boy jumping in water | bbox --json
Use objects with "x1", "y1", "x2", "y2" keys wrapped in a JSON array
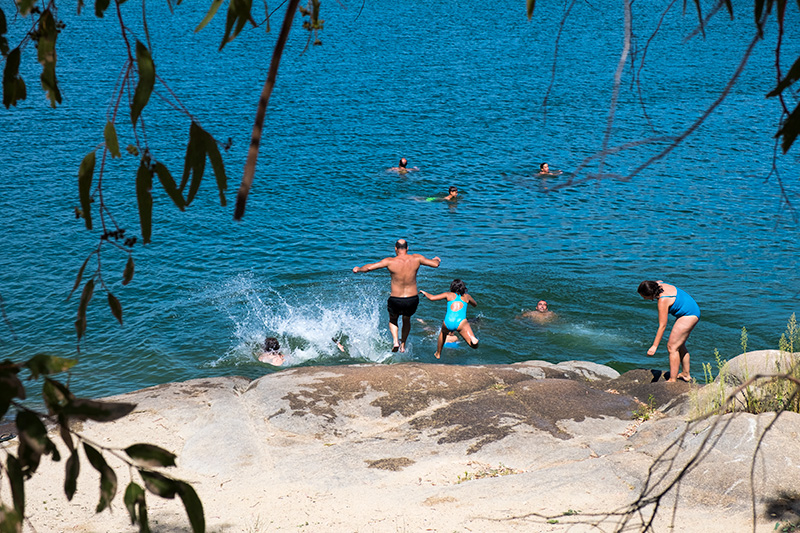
[{"x1": 420, "y1": 279, "x2": 479, "y2": 358}]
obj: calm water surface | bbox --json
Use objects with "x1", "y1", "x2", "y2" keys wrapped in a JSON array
[{"x1": 1, "y1": 0, "x2": 799, "y2": 401}]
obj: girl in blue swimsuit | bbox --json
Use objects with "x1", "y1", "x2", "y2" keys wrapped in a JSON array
[
  {"x1": 420, "y1": 279, "x2": 479, "y2": 359},
  {"x1": 638, "y1": 280, "x2": 700, "y2": 383}
]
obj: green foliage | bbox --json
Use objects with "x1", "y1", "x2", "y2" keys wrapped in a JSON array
[
  {"x1": 697, "y1": 315, "x2": 800, "y2": 416},
  {"x1": 632, "y1": 394, "x2": 657, "y2": 421},
  {"x1": 0, "y1": 355, "x2": 205, "y2": 531}
]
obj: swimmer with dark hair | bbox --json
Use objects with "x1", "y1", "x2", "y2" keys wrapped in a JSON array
[
  {"x1": 537, "y1": 162, "x2": 562, "y2": 176},
  {"x1": 420, "y1": 279, "x2": 479, "y2": 359},
  {"x1": 388, "y1": 157, "x2": 419, "y2": 173},
  {"x1": 638, "y1": 280, "x2": 700, "y2": 383},
  {"x1": 258, "y1": 337, "x2": 285, "y2": 366},
  {"x1": 425, "y1": 186, "x2": 459, "y2": 202}
]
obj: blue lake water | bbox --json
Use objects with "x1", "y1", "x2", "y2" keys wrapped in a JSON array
[{"x1": 1, "y1": 0, "x2": 799, "y2": 401}]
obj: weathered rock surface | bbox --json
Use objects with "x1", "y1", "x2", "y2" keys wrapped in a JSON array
[{"x1": 10, "y1": 355, "x2": 800, "y2": 532}]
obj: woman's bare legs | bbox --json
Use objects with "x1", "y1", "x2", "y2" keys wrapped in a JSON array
[{"x1": 666, "y1": 316, "x2": 699, "y2": 382}]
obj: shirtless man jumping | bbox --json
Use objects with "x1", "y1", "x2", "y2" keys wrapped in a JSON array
[{"x1": 353, "y1": 239, "x2": 440, "y2": 352}]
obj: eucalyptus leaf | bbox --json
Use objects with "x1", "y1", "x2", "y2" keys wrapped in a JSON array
[
  {"x1": 16, "y1": 0, "x2": 37, "y2": 17},
  {"x1": 195, "y1": 0, "x2": 223, "y2": 32},
  {"x1": 68, "y1": 253, "x2": 93, "y2": 301},
  {"x1": 181, "y1": 122, "x2": 206, "y2": 206},
  {"x1": 75, "y1": 278, "x2": 95, "y2": 340},
  {"x1": 131, "y1": 41, "x2": 155, "y2": 126},
  {"x1": 16, "y1": 410, "x2": 48, "y2": 475},
  {"x1": 37, "y1": 10, "x2": 62, "y2": 107},
  {"x1": 78, "y1": 151, "x2": 96, "y2": 230},
  {"x1": 153, "y1": 162, "x2": 185, "y2": 211},
  {"x1": 176, "y1": 481, "x2": 205, "y2": 533},
  {"x1": 107, "y1": 292, "x2": 123, "y2": 325},
  {"x1": 124, "y1": 482, "x2": 148, "y2": 529},
  {"x1": 7, "y1": 455, "x2": 24, "y2": 516},
  {"x1": 65, "y1": 450, "x2": 80, "y2": 500},
  {"x1": 104, "y1": 121, "x2": 121, "y2": 158},
  {"x1": 122, "y1": 256, "x2": 135, "y2": 285},
  {"x1": 776, "y1": 102, "x2": 800, "y2": 154},
  {"x1": 136, "y1": 162, "x2": 153, "y2": 244},
  {"x1": 64, "y1": 398, "x2": 136, "y2": 422},
  {"x1": 43, "y1": 378, "x2": 73, "y2": 415},
  {"x1": 83, "y1": 443, "x2": 117, "y2": 513},
  {"x1": 0, "y1": 9, "x2": 9, "y2": 57},
  {"x1": 767, "y1": 56, "x2": 800, "y2": 98},
  {"x1": 2, "y1": 47, "x2": 27, "y2": 109},
  {"x1": 24, "y1": 354, "x2": 78, "y2": 379},
  {"x1": 0, "y1": 366, "x2": 25, "y2": 419},
  {"x1": 526, "y1": 0, "x2": 535, "y2": 19},
  {"x1": 125, "y1": 444, "x2": 176, "y2": 468},
  {"x1": 199, "y1": 127, "x2": 227, "y2": 206},
  {"x1": 139, "y1": 470, "x2": 178, "y2": 499},
  {"x1": 95, "y1": 0, "x2": 110, "y2": 17}
]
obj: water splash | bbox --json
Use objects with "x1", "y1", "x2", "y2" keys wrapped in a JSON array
[{"x1": 206, "y1": 272, "x2": 396, "y2": 367}]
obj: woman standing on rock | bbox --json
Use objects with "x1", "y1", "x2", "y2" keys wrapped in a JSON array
[{"x1": 638, "y1": 280, "x2": 700, "y2": 383}]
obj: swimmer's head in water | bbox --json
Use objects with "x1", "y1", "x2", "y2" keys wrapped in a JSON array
[
  {"x1": 264, "y1": 337, "x2": 280, "y2": 353},
  {"x1": 540, "y1": 163, "x2": 549, "y2": 172},
  {"x1": 537, "y1": 300, "x2": 548, "y2": 312},
  {"x1": 448, "y1": 186, "x2": 458, "y2": 194},
  {"x1": 638, "y1": 280, "x2": 663, "y2": 300},
  {"x1": 399, "y1": 158, "x2": 408, "y2": 168},
  {"x1": 395, "y1": 239, "x2": 408, "y2": 251},
  {"x1": 450, "y1": 279, "x2": 467, "y2": 295}
]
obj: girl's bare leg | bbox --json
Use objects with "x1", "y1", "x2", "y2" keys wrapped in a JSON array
[
  {"x1": 434, "y1": 324, "x2": 446, "y2": 359},
  {"x1": 458, "y1": 320, "x2": 479, "y2": 349}
]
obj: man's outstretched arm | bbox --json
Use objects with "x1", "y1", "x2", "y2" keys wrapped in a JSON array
[
  {"x1": 353, "y1": 258, "x2": 391, "y2": 273},
  {"x1": 419, "y1": 256, "x2": 441, "y2": 268}
]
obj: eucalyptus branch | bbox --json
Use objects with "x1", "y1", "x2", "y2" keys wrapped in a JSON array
[{"x1": 234, "y1": 0, "x2": 301, "y2": 220}]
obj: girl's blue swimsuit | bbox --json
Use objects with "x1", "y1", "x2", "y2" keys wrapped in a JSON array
[
  {"x1": 659, "y1": 286, "x2": 700, "y2": 318},
  {"x1": 443, "y1": 294, "x2": 468, "y2": 331}
]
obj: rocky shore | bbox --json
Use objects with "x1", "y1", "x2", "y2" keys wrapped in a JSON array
[{"x1": 9, "y1": 351, "x2": 800, "y2": 532}]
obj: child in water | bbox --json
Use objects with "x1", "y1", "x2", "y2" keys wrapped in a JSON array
[
  {"x1": 258, "y1": 337, "x2": 285, "y2": 366},
  {"x1": 420, "y1": 279, "x2": 479, "y2": 359}
]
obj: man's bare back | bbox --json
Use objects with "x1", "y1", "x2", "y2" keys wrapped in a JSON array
[{"x1": 352, "y1": 239, "x2": 440, "y2": 351}]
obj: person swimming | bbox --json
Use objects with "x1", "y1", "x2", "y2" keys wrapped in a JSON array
[
  {"x1": 420, "y1": 279, "x2": 479, "y2": 359},
  {"x1": 258, "y1": 337, "x2": 285, "y2": 366},
  {"x1": 521, "y1": 300, "x2": 556, "y2": 323},
  {"x1": 537, "y1": 162, "x2": 562, "y2": 176},
  {"x1": 425, "y1": 186, "x2": 459, "y2": 202},
  {"x1": 389, "y1": 157, "x2": 419, "y2": 173}
]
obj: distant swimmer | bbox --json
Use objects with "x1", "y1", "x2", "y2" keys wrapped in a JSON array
[
  {"x1": 425, "y1": 186, "x2": 459, "y2": 202},
  {"x1": 537, "y1": 162, "x2": 562, "y2": 176},
  {"x1": 521, "y1": 300, "x2": 556, "y2": 323},
  {"x1": 353, "y1": 239, "x2": 441, "y2": 352},
  {"x1": 420, "y1": 279, "x2": 479, "y2": 359},
  {"x1": 638, "y1": 280, "x2": 700, "y2": 383},
  {"x1": 388, "y1": 157, "x2": 419, "y2": 173},
  {"x1": 258, "y1": 337, "x2": 285, "y2": 366}
]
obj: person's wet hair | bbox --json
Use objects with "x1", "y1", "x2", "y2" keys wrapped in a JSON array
[
  {"x1": 264, "y1": 337, "x2": 281, "y2": 353},
  {"x1": 395, "y1": 239, "x2": 408, "y2": 250},
  {"x1": 450, "y1": 279, "x2": 467, "y2": 295},
  {"x1": 638, "y1": 280, "x2": 663, "y2": 299},
  {"x1": 399, "y1": 158, "x2": 407, "y2": 168},
  {"x1": 540, "y1": 162, "x2": 547, "y2": 171},
  {"x1": 449, "y1": 186, "x2": 458, "y2": 193}
]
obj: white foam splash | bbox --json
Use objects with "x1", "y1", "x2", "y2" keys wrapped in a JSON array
[{"x1": 207, "y1": 272, "x2": 396, "y2": 367}]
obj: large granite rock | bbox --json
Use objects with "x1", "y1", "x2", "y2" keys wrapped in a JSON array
[{"x1": 10, "y1": 356, "x2": 800, "y2": 532}]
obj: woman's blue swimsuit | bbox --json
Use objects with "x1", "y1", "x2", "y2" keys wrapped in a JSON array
[
  {"x1": 443, "y1": 294, "x2": 468, "y2": 332},
  {"x1": 659, "y1": 287, "x2": 700, "y2": 318}
]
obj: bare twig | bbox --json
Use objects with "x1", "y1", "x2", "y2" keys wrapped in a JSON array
[{"x1": 234, "y1": 0, "x2": 301, "y2": 220}]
